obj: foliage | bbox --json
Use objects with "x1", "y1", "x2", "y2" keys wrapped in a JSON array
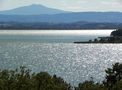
[
  {"x1": 76, "y1": 62, "x2": 122, "y2": 90},
  {"x1": 111, "y1": 29, "x2": 122, "y2": 37},
  {"x1": 112, "y1": 80, "x2": 122, "y2": 90},
  {"x1": 1, "y1": 62, "x2": 122, "y2": 90},
  {"x1": 103, "y1": 63, "x2": 122, "y2": 90},
  {"x1": 75, "y1": 80, "x2": 99, "y2": 90},
  {"x1": 0, "y1": 66, "x2": 71, "y2": 90}
]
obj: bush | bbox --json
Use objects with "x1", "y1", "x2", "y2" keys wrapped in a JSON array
[
  {"x1": 75, "y1": 80, "x2": 107, "y2": 90},
  {"x1": 103, "y1": 63, "x2": 122, "y2": 90},
  {"x1": 0, "y1": 67, "x2": 71, "y2": 90},
  {"x1": 1, "y1": 62, "x2": 122, "y2": 90}
]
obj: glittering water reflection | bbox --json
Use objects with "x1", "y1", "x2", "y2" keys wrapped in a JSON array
[{"x1": 0, "y1": 42, "x2": 122, "y2": 86}]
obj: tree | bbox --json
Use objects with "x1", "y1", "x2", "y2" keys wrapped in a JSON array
[
  {"x1": 75, "y1": 80, "x2": 106, "y2": 90},
  {"x1": 94, "y1": 39, "x2": 98, "y2": 42},
  {"x1": 111, "y1": 29, "x2": 122, "y2": 37},
  {"x1": 104, "y1": 63, "x2": 122, "y2": 90},
  {"x1": 0, "y1": 67, "x2": 71, "y2": 90}
]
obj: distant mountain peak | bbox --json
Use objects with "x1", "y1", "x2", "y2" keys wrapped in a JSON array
[
  {"x1": 30, "y1": 4, "x2": 44, "y2": 7},
  {"x1": 0, "y1": 4, "x2": 67, "y2": 15},
  {"x1": 30, "y1": 4, "x2": 41, "y2": 6},
  {"x1": 24, "y1": 4, "x2": 46, "y2": 8}
]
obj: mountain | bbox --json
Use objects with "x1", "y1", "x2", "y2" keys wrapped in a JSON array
[
  {"x1": 0, "y1": 4, "x2": 67, "y2": 15},
  {"x1": 0, "y1": 5, "x2": 122, "y2": 24},
  {"x1": 0, "y1": 12, "x2": 122, "y2": 23}
]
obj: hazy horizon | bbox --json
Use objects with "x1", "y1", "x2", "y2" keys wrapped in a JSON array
[
  {"x1": 0, "y1": 0, "x2": 122, "y2": 12},
  {"x1": 0, "y1": 4, "x2": 122, "y2": 13}
]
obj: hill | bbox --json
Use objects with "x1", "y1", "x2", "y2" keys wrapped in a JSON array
[
  {"x1": 0, "y1": 4, "x2": 67, "y2": 15},
  {"x1": 0, "y1": 12, "x2": 122, "y2": 23}
]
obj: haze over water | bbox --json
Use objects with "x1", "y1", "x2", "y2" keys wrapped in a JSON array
[{"x1": 0, "y1": 30, "x2": 113, "y2": 42}]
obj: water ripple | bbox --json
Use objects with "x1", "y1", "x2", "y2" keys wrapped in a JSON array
[{"x1": 0, "y1": 42, "x2": 122, "y2": 86}]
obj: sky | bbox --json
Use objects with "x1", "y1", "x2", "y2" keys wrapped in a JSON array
[{"x1": 0, "y1": 0, "x2": 122, "y2": 12}]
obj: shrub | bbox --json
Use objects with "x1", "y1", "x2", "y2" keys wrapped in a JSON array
[{"x1": 0, "y1": 67, "x2": 71, "y2": 90}]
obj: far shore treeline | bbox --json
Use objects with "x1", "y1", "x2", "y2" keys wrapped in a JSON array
[
  {"x1": 74, "y1": 29, "x2": 122, "y2": 43},
  {"x1": 1, "y1": 62, "x2": 122, "y2": 90},
  {"x1": 0, "y1": 5, "x2": 122, "y2": 30},
  {"x1": 0, "y1": 22, "x2": 122, "y2": 30},
  {"x1": 91, "y1": 29, "x2": 122, "y2": 43}
]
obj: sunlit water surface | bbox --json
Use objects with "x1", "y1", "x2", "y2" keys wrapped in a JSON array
[{"x1": 0, "y1": 30, "x2": 121, "y2": 86}]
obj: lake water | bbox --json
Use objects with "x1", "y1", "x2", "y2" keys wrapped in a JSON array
[
  {"x1": 0, "y1": 30, "x2": 113, "y2": 42},
  {"x1": 1, "y1": 30, "x2": 122, "y2": 86}
]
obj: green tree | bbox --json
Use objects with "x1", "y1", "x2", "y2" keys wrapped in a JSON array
[
  {"x1": 0, "y1": 67, "x2": 71, "y2": 90},
  {"x1": 104, "y1": 63, "x2": 122, "y2": 90},
  {"x1": 33, "y1": 72, "x2": 71, "y2": 90},
  {"x1": 75, "y1": 80, "x2": 106, "y2": 90},
  {"x1": 112, "y1": 80, "x2": 122, "y2": 90},
  {"x1": 111, "y1": 29, "x2": 122, "y2": 37}
]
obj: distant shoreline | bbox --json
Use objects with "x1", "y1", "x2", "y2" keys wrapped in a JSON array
[
  {"x1": 74, "y1": 29, "x2": 122, "y2": 44},
  {"x1": 74, "y1": 41, "x2": 122, "y2": 44}
]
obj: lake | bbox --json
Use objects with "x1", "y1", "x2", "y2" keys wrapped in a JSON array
[
  {"x1": 1, "y1": 30, "x2": 122, "y2": 86},
  {"x1": 0, "y1": 30, "x2": 113, "y2": 42}
]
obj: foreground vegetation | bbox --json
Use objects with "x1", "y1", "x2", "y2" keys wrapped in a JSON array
[{"x1": 1, "y1": 63, "x2": 122, "y2": 90}]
